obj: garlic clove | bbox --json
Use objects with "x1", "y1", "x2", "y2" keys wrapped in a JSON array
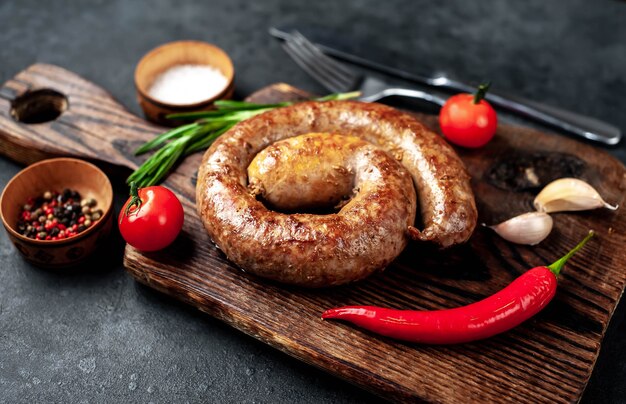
[
  {"x1": 533, "y1": 178, "x2": 618, "y2": 213},
  {"x1": 488, "y1": 212, "x2": 553, "y2": 245}
]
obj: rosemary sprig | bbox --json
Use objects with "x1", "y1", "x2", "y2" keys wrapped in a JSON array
[{"x1": 127, "y1": 91, "x2": 360, "y2": 187}]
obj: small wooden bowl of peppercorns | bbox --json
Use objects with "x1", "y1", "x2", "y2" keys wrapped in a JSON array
[{"x1": 0, "y1": 158, "x2": 114, "y2": 268}]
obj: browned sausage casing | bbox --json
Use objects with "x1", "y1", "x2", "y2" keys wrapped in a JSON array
[
  {"x1": 196, "y1": 101, "x2": 477, "y2": 287},
  {"x1": 248, "y1": 133, "x2": 369, "y2": 211}
]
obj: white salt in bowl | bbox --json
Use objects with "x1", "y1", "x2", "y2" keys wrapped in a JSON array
[{"x1": 134, "y1": 40, "x2": 235, "y2": 126}]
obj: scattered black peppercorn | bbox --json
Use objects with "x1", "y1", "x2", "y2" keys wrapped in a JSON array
[{"x1": 16, "y1": 189, "x2": 103, "y2": 240}]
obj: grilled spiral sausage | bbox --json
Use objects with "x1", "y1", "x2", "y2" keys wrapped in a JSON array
[{"x1": 196, "y1": 101, "x2": 477, "y2": 287}]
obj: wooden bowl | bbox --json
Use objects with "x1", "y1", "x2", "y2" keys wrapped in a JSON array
[
  {"x1": 0, "y1": 158, "x2": 114, "y2": 268},
  {"x1": 134, "y1": 40, "x2": 235, "y2": 126}
]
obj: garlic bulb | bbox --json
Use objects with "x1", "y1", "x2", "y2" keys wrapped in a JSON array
[
  {"x1": 534, "y1": 178, "x2": 618, "y2": 213},
  {"x1": 488, "y1": 212, "x2": 553, "y2": 245}
]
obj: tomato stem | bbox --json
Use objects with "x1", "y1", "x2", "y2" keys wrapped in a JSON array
[
  {"x1": 547, "y1": 230, "x2": 595, "y2": 277},
  {"x1": 473, "y1": 82, "x2": 491, "y2": 104},
  {"x1": 124, "y1": 181, "x2": 143, "y2": 216}
]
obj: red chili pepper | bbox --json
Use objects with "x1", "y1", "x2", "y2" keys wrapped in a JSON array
[{"x1": 321, "y1": 231, "x2": 594, "y2": 344}]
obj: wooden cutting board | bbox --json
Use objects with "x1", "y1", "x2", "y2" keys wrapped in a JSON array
[{"x1": 1, "y1": 64, "x2": 625, "y2": 403}]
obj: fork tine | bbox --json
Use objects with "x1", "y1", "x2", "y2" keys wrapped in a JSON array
[
  {"x1": 282, "y1": 41, "x2": 343, "y2": 92},
  {"x1": 282, "y1": 40, "x2": 350, "y2": 93},
  {"x1": 290, "y1": 31, "x2": 360, "y2": 92},
  {"x1": 291, "y1": 31, "x2": 360, "y2": 84},
  {"x1": 284, "y1": 39, "x2": 354, "y2": 93}
]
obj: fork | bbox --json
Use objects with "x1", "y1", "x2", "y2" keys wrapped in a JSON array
[
  {"x1": 281, "y1": 31, "x2": 447, "y2": 106},
  {"x1": 280, "y1": 30, "x2": 622, "y2": 145}
]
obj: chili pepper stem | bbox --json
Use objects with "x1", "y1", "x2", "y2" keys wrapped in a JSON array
[
  {"x1": 473, "y1": 82, "x2": 491, "y2": 104},
  {"x1": 547, "y1": 230, "x2": 595, "y2": 276},
  {"x1": 124, "y1": 181, "x2": 143, "y2": 217}
]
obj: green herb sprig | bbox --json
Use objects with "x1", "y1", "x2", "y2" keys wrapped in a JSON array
[{"x1": 128, "y1": 92, "x2": 360, "y2": 187}]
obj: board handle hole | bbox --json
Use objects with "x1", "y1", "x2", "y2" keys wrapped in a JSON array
[{"x1": 10, "y1": 89, "x2": 68, "y2": 124}]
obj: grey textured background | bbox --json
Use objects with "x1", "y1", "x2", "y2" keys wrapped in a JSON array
[{"x1": 1, "y1": 0, "x2": 625, "y2": 403}]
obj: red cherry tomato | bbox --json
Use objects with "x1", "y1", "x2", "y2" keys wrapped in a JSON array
[
  {"x1": 118, "y1": 183, "x2": 184, "y2": 251},
  {"x1": 439, "y1": 83, "x2": 498, "y2": 148}
]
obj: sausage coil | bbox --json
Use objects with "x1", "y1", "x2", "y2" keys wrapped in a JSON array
[{"x1": 196, "y1": 101, "x2": 477, "y2": 287}]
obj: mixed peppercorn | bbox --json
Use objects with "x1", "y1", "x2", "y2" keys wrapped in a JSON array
[{"x1": 16, "y1": 189, "x2": 102, "y2": 240}]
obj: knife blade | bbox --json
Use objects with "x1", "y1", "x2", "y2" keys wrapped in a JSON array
[{"x1": 270, "y1": 27, "x2": 621, "y2": 146}]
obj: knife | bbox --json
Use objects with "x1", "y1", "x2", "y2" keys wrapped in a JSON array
[{"x1": 270, "y1": 27, "x2": 621, "y2": 146}]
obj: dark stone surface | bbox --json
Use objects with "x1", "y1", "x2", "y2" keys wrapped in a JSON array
[{"x1": 1, "y1": 0, "x2": 625, "y2": 402}]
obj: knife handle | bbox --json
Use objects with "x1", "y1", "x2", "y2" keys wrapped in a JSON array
[
  {"x1": 386, "y1": 80, "x2": 621, "y2": 146},
  {"x1": 488, "y1": 92, "x2": 621, "y2": 145},
  {"x1": 437, "y1": 78, "x2": 621, "y2": 146}
]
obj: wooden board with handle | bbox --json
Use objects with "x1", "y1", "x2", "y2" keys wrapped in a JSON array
[{"x1": 1, "y1": 64, "x2": 625, "y2": 403}]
